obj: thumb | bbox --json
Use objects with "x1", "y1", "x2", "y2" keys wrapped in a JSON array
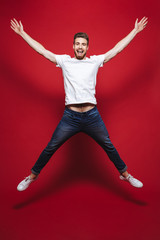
[{"x1": 135, "y1": 18, "x2": 138, "y2": 28}]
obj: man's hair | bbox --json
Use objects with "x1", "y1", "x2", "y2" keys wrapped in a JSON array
[{"x1": 73, "y1": 32, "x2": 89, "y2": 45}]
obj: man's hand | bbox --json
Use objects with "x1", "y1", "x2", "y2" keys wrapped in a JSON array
[
  {"x1": 103, "y1": 16, "x2": 148, "y2": 64},
  {"x1": 134, "y1": 17, "x2": 148, "y2": 33},
  {"x1": 10, "y1": 18, "x2": 57, "y2": 64},
  {"x1": 10, "y1": 18, "x2": 24, "y2": 36}
]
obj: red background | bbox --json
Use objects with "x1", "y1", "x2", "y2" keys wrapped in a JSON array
[{"x1": 1, "y1": 0, "x2": 160, "y2": 239}]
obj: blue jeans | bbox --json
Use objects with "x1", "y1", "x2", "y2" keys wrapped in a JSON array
[{"x1": 31, "y1": 106, "x2": 127, "y2": 175}]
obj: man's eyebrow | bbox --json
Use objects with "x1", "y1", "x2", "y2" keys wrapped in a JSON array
[{"x1": 75, "y1": 41, "x2": 87, "y2": 44}]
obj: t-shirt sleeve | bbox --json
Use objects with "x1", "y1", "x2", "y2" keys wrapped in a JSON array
[
  {"x1": 95, "y1": 54, "x2": 105, "y2": 68},
  {"x1": 54, "y1": 54, "x2": 68, "y2": 68},
  {"x1": 91, "y1": 54, "x2": 105, "y2": 68}
]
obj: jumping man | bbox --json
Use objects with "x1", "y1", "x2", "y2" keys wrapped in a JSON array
[{"x1": 10, "y1": 17, "x2": 148, "y2": 191}]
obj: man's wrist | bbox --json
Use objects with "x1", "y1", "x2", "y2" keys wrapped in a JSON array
[
  {"x1": 19, "y1": 30, "x2": 25, "y2": 37},
  {"x1": 133, "y1": 28, "x2": 139, "y2": 35}
]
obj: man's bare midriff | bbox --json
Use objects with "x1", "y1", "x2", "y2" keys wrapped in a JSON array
[{"x1": 66, "y1": 103, "x2": 95, "y2": 112}]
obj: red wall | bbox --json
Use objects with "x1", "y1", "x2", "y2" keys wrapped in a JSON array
[{"x1": 1, "y1": 0, "x2": 160, "y2": 239}]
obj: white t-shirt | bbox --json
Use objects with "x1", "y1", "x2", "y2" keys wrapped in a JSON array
[{"x1": 55, "y1": 54, "x2": 105, "y2": 105}]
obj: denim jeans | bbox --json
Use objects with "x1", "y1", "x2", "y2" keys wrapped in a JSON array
[{"x1": 31, "y1": 106, "x2": 127, "y2": 175}]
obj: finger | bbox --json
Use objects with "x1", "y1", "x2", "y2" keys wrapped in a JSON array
[
  {"x1": 14, "y1": 18, "x2": 19, "y2": 25},
  {"x1": 142, "y1": 20, "x2": 148, "y2": 26},
  {"x1": 10, "y1": 26, "x2": 15, "y2": 31},
  {"x1": 11, "y1": 19, "x2": 16, "y2": 24},
  {"x1": 10, "y1": 21, "x2": 16, "y2": 28},
  {"x1": 143, "y1": 21, "x2": 148, "y2": 29},
  {"x1": 140, "y1": 17, "x2": 147, "y2": 24},
  {"x1": 11, "y1": 19, "x2": 18, "y2": 27},
  {"x1": 144, "y1": 21, "x2": 148, "y2": 26},
  {"x1": 141, "y1": 16, "x2": 147, "y2": 21},
  {"x1": 10, "y1": 19, "x2": 14, "y2": 24},
  {"x1": 144, "y1": 18, "x2": 148, "y2": 23},
  {"x1": 19, "y1": 21, "x2": 23, "y2": 28},
  {"x1": 11, "y1": 19, "x2": 16, "y2": 25},
  {"x1": 142, "y1": 17, "x2": 148, "y2": 24}
]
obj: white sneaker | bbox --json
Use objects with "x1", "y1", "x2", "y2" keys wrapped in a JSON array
[
  {"x1": 17, "y1": 176, "x2": 38, "y2": 191},
  {"x1": 119, "y1": 174, "x2": 143, "y2": 188}
]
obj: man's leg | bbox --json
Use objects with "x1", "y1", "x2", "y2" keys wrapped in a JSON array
[
  {"x1": 31, "y1": 119, "x2": 78, "y2": 175},
  {"x1": 17, "y1": 108, "x2": 80, "y2": 191},
  {"x1": 82, "y1": 107, "x2": 143, "y2": 188}
]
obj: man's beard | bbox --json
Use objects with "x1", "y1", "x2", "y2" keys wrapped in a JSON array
[{"x1": 74, "y1": 50, "x2": 86, "y2": 60}]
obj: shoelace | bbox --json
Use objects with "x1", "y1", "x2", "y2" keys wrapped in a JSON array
[
  {"x1": 24, "y1": 177, "x2": 30, "y2": 182},
  {"x1": 128, "y1": 175, "x2": 138, "y2": 183},
  {"x1": 127, "y1": 174, "x2": 135, "y2": 180}
]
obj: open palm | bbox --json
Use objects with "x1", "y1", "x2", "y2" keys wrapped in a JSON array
[
  {"x1": 10, "y1": 18, "x2": 24, "y2": 35},
  {"x1": 135, "y1": 17, "x2": 148, "y2": 33}
]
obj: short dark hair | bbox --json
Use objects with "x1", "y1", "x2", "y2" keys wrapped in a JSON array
[{"x1": 73, "y1": 32, "x2": 89, "y2": 45}]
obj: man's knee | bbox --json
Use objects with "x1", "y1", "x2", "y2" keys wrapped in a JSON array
[
  {"x1": 103, "y1": 136, "x2": 116, "y2": 151},
  {"x1": 44, "y1": 142, "x2": 59, "y2": 154}
]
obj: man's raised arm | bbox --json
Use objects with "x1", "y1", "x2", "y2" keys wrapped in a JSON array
[
  {"x1": 103, "y1": 17, "x2": 148, "y2": 64},
  {"x1": 10, "y1": 18, "x2": 57, "y2": 64}
]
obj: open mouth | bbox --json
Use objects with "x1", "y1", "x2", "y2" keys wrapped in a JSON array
[
  {"x1": 77, "y1": 50, "x2": 84, "y2": 55},
  {"x1": 74, "y1": 49, "x2": 86, "y2": 59}
]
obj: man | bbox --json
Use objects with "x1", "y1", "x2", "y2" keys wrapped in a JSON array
[{"x1": 10, "y1": 17, "x2": 148, "y2": 191}]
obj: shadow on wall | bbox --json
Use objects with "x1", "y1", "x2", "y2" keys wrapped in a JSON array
[
  {"x1": 13, "y1": 131, "x2": 148, "y2": 209},
  {"x1": 1, "y1": 58, "x2": 149, "y2": 208}
]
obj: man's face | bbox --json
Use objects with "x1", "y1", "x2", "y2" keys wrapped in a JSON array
[{"x1": 73, "y1": 38, "x2": 89, "y2": 60}]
